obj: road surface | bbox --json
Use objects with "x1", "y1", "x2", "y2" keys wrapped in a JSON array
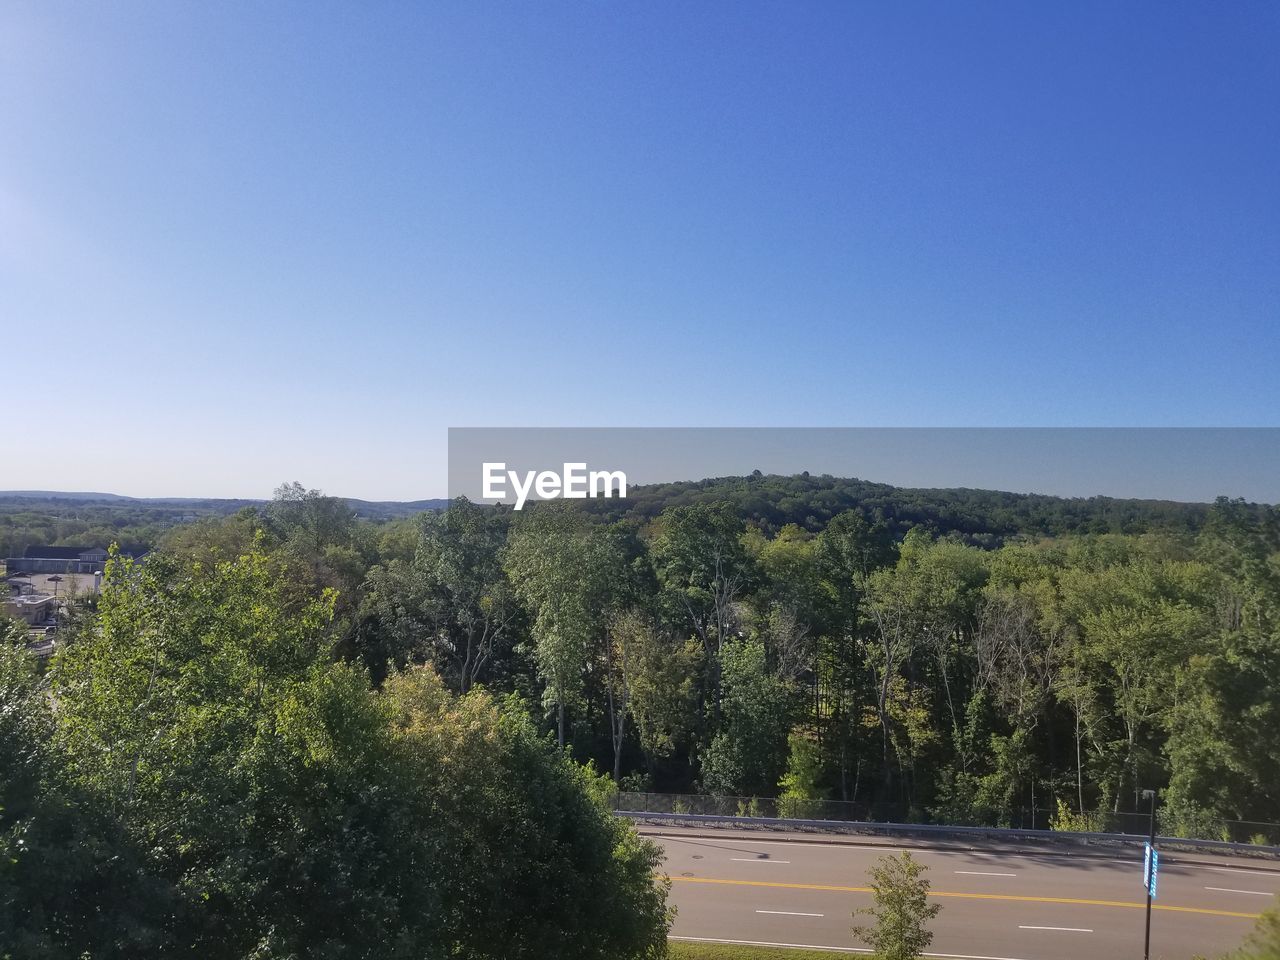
[{"x1": 647, "y1": 827, "x2": 1278, "y2": 960}]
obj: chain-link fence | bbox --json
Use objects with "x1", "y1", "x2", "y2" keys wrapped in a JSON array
[
  {"x1": 615, "y1": 792, "x2": 862, "y2": 822},
  {"x1": 612, "y1": 792, "x2": 1280, "y2": 845}
]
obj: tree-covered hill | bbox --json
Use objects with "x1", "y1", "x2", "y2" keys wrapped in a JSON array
[{"x1": 579, "y1": 472, "x2": 1244, "y2": 544}]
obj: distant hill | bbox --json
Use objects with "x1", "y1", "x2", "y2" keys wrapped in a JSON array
[
  {"x1": 0, "y1": 490, "x2": 138, "y2": 502},
  {"x1": 0, "y1": 492, "x2": 449, "y2": 519},
  {"x1": 575, "y1": 472, "x2": 1256, "y2": 545},
  {"x1": 341, "y1": 498, "x2": 452, "y2": 520}
]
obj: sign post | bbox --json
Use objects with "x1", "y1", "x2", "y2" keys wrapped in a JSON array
[{"x1": 1142, "y1": 790, "x2": 1158, "y2": 960}]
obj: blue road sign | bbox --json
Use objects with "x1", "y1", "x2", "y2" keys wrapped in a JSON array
[{"x1": 1143, "y1": 843, "x2": 1159, "y2": 899}]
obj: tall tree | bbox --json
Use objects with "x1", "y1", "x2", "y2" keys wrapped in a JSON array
[
  {"x1": 616, "y1": 615, "x2": 703, "y2": 784},
  {"x1": 863, "y1": 531, "x2": 986, "y2": 804},
  {"x1": 700, "y1": 637, "x2": 793, "y2": 797},
  {"x1": 505, "y1": 506, "x2": 629, "y2": 746},
  {"x1": 366, "y1": 498, "x2": 519, "y2": 691},
  {"x1": 814, "y1": 511, "x2": 895, "y2": 801},
  {"x1": 652, "y1": 502, "x2": 754, "y2": 724}
]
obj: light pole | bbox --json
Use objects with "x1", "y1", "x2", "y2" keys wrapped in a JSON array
[{"x1": 1142, "y1": 788, "x2": 1157, "y2": 960}]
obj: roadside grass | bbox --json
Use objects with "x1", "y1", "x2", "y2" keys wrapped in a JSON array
[{"x1": 670, "y1": 942, "x2": 859, "y2": 959}]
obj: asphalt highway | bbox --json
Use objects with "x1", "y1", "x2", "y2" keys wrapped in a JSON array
[{"x1": 647, "y1": 827, "x2": 1279, "y2": 960}]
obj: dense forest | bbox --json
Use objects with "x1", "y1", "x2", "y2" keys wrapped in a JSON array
[
  {"x1": 5, "y1": 476, "x2": 1280, "y2": 956},
  {"x1": 356, "y1": 480, "x2": 1276, "y2": 840},
  {"x1": 29, "y1": 478, "x2": 1280, "y2": 827}
]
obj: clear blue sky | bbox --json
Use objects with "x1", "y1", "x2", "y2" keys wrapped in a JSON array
[{"x1": 2, "y1": 2, "x2": 1277, "y2": 499}]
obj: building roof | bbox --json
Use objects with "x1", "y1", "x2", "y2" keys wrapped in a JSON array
[
  {"x1": 20, "y1": 544, "x2": 148, "y2": 560},
  {"x1": 6, "y1": 593, "x2": 54, "y2": 607},
  {"x1": 23, "y1": 545, "x2": 83, "y2": 560}
]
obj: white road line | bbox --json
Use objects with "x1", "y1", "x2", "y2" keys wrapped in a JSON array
[
  {"x1": 961, "y1": 850, "x2": 1104, "y2": 865},
  {"x1": 955, "y1": 870, "x2": 1017, "y2": 877},
  {"x1": 755, "y1": 909, "x2": 824, "y2": 916},
  {"x1": 732, "y1": 857, "x2": 792, "y2": 863},
  {"x1": 1019, "y1": 925, "x2": 1093, "y2": 932},
  {"x1": 649, "y1": 833, "x2": 1115, "y2": 864},
  {"x1": 1207, "y1": 866, "x2": 1280, "y2": 877},
  {"x1": 671, "y1": 936, "x2": 863, "y2": 954},
  {"x1": 670, "y1": 935, "x2": 1038, "y2": 960},
  {"x1": 651, "y1": 835, "x2": 908, "y2": 854},
  {"x1": 1205, "y1": 886, "x2": 1274, "y2": 896}
]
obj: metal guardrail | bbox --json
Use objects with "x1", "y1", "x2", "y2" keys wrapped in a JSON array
[{"x1": 615, "y1": 810, "x2": 1280, "y2": 859}]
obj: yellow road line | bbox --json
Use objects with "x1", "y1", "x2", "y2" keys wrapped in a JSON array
[{"x1": 666, "y1": 876, "x2": 1262, "y2": 920}]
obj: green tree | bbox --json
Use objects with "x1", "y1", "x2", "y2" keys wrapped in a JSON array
[
  {"x1": 159, "y1": 506, "x2": 273, "y2": 566},
  {"x1": 851, "y1": 852, "x2": 941, "y2": 960},
  {"x1": 601, "y1": 607, "x2": 663, "y2": 783},
  {"x1": 652, "y1": 502, "x2": 754, "y2": 723},
  {"x1": 1168, "y1": 503, "x2": 1280, "y2": 829},
  {"x1": 268, "y1": 483, "x2": 368, "y2": 621},
  {"x1": 1208, "y1": 905, "x2": 1280, "y2": 960},
  {"x1": 269, "y1": 480, "x2": 357, "y2": 556},
  {"x1": 1062, "y1": 558, "x2": 1216, "y2": 810},
  {"x1": 1, "y1": 640, "x2": 169, "y2": 959},
  {"x1": 1164, "y1": 626, "x2": 1280, "y2": 829},
  {"x1": 383, "y1": 666, "x2": 672, "y2": 960},
  {"x1": 814, "y1": 511, "x2": 894, "y2": 802},
  {"x1": 504, "y1": 506, "x2": 634, "y2": 747},
  {"x1": 750, "y1": 526, "x2": 834, "y2": 708},
  {"x1": 618, "y1": 616, "x2": 703, "y2": 777},
  {"x1": 43, "y1": 544, "x2": 674, "y2": 958},
  {"x1": 777, "y1": 728, "x2": 827, "y2": 819},
  {"x1": 49, "y1": 550, "x2": 446, "y2": 960},
  {"x1": 701, "y1": 637, "x2": 792, "y2": 797},
  {"x1": 863, "y1": 531, "x2": 986, "y2": 805},
  {"x1": 972, "y1": 586, "x2": 1061, "y2": 822},
  {"x1": 365, "y1": 497, "x2": 519, "y2": 690},
  {"x1": 506, "y1": 506, "x2": 613, "y2": 746}
]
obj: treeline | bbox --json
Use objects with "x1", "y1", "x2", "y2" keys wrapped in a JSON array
[
  {"x1": 0, "y1": 491, "x2": 449, "y2": 561},
  {"x1": 0, "y1": 501, "x2": 182, "y2": 559},
  {"x1": 3, "y1": 473, "x2": 1235, "y2": 564},
  {"x1": 579, "y1": 473, "x2": 1222, "y2": 543},
  {"x1": 157, "y1": 481, "x2": 1280, "y2": 838},
  {"x1": 0, "y1": 495, "x2": 266, "y2": 560}
]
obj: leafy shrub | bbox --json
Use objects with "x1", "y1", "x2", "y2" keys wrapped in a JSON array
[{"x1": 1050, "y1": 798, "x2": 1106, "y2": 833}]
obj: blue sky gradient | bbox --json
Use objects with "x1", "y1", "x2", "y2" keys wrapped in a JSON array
[{"x1": 2, "y1": 3, "x2": 1277, "y2": 498}]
